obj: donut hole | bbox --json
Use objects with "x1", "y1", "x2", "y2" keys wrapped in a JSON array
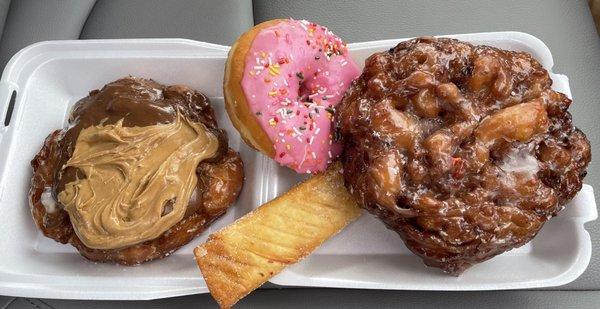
[
  {"x1": 298, "y1": 80, "x2": 312, "y2": 101},
  {"x1": 294, "y1": 70, "x2": 321, "y2": 104}
]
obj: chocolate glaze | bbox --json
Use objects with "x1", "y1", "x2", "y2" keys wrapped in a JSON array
[{"x1": 29, "y1": 77, "x2": 244, "y2": 265}]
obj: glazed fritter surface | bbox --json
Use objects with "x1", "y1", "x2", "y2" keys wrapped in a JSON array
[{"x1": 336, "y1": 37, "x2": 591, "y2": 274}]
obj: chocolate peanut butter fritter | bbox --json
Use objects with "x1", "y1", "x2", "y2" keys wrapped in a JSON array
[
  {"x1": 336, "y1": 37, "x2": 591, "y2": 274},
  {"x1": 29, "y1": 77, "x2": 244, "y2": 265}
]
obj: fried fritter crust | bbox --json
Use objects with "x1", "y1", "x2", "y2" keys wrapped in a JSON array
[
  {"x1": 29, "y1": 77, "x2": 244, "y2": 265},
  {"x1": 336, "y1": 37, "x2": 591, "y2": 274}
]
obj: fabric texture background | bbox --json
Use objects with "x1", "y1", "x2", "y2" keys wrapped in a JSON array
[{"x1": 0, "y1": 0, "x2": 599, "y2": 307}]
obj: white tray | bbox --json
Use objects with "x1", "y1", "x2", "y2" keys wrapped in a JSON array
[{"x1": 0, "y1": 32, "x2": 596, "y2": 300}]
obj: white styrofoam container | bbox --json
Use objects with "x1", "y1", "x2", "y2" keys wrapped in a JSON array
[{"x1": 0, "y1": 32, "x2": 596, "y2": 300}]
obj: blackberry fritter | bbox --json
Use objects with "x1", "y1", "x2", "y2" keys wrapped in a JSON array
[{"x1": 336, "y1": 37, "x2": 591, "y2": 274}]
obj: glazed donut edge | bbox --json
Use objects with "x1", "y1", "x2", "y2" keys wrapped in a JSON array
[{"x1": 223, "y1": 19, "x2": 284, "y2": 158}]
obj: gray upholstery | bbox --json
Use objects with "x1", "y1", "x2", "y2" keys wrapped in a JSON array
[
  {"x1": 0, "y1": 0, "x2": 253, "y2": 69},
  {"x1": 0, "y1": 0, "x2": 95, "y2": 69},
  {"x1": 0, "y1": 0, "x2": 10, "y2": 41},
  {"x1": 80, "y1": 0, "x2": 253, "y2": 45},
  {"x1": 1, "y1": 0, "x2": 600, "y2": 307}
]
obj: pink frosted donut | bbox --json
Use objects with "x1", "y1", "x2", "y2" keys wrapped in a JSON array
[{"x1": 224, "y1": 19, "x2": 360, "y2": 173}]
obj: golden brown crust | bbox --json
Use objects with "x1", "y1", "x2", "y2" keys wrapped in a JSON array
[
  {"x1": 29, "y1": 130, "x2": 73, "y2": 244},
  {"x1": 223, "y1": 19, "x2": 284, "y2": 158},
  {"x1": 336, "y1": 37, "x2": 591, "y2": 274},
  {"x1": 194, "y1": 162, "x2": 361, "y2": 308}
]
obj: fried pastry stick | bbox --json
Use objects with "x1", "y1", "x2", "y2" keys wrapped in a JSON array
[{"x1": 194, "y1": 162, "x2": 361, "y2": 308}]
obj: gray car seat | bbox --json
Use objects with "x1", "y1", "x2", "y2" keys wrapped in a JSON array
[
  {"x1": 0, "y1": 0, "x2": 253, "y2": 68},
  {"x1": 0, "y1": 0, "x2": 599, "y2": 308}
]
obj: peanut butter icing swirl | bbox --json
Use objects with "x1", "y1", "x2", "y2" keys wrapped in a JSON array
[{"x1": 58, "y1": 112, "x2": 219, "y2": 249}]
